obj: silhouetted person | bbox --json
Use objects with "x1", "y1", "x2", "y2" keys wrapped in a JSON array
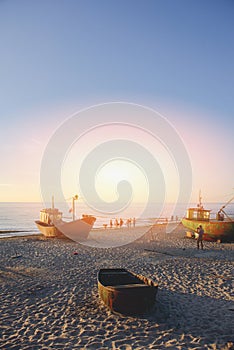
[
  {"x1": 197, "y1": 225, "x2": 204, "y2": 250},
  {"x1": 217, "y1": 211, "x2": 224, "y2": 221}
]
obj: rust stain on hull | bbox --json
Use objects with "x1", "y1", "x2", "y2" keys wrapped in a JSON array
[
  {"x1": 98, "y1": 268, "x2": 158, "y2": 315},
  {"x1": 182, "y1": 218, "x2": 234, "y2": 242}
]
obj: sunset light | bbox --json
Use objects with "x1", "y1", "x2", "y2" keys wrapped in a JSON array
[{"x1": 0, "y1": 2, "x2": 233, "y2": 348}]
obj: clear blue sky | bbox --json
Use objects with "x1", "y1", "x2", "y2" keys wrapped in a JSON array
[{"x1": 0, "y1": 0, "x2": 233, "y2": 202}]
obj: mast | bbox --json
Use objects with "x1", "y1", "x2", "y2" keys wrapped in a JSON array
[
  {"x1": 198, "y1": 190, "x2": 203, "y2": 208},
  {"x1": 72, "y1": 196, "x2": 75, "y2": 221},
  {"x1": 72, "y1": 195, "x2": 78, "y2": 221},
  {"x1": 199, "y1": 190, "x2": 202, "y2": 207}
]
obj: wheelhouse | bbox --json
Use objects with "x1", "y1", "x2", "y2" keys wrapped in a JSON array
[
  {"x1": 39, "y1": 208, "x2": 62, "y2": 225},
  {"x1": 186, "y1": 208, "x2": 210, "y2": 221}
]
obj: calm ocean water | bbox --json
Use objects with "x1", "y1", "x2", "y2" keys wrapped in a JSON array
[{"x1": 0, "y1": 201, "x2": 233, "y2": 239}]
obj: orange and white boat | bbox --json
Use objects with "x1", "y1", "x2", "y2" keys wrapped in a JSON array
[{"x1": 35, "y1": 195, "x2": 96, "y2": 241}]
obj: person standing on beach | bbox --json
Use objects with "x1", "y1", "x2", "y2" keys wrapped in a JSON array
[{"x1": 197, "y1": 225, "x2": 204, "y2": 250}]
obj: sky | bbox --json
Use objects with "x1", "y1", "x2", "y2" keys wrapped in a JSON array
[{"x1": 0, "y1": 0, "x2": 233, "y2": 207}]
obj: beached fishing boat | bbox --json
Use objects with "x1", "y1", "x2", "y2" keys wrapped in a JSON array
[
  {"x1": 98, "y1": 268, "x2": 158, "y2": 315},
  {"x1": 182, "y1": 193, "x2": 234, "y2": 242},
  {"x1": 35, "y1": 195, "x2": 96, "y2": 240}
]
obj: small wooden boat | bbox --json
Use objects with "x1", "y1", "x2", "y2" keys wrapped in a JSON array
[
  {"x1": 182, "y1": 192, "x2": 234, "y2": 242},
  {"x1": 35, "y1": 195, "x2": 96, "y2": 240},
  {"x1": 98, "y1": 268, "x2": 158, "y2": 315}
]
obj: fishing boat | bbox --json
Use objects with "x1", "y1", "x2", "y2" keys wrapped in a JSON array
[
  {"x1": 98, "y1": 268, "x2": 158, "y2": 315},
  {"x1": 35, "y1": 195, "x2": 96, "y2": 240},
  {"x1": 182, "y1": 192, "x2": 234, "y2": 242}
]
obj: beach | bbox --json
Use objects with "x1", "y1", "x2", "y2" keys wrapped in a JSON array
[{"x1": 0, "y1": 223, "x2": 233, "y2": 349}]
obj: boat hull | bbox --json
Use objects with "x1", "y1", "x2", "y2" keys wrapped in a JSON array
[
  {"x1": 35, "y1": 221, "x2": 65, "y2": 238},
  {"x1": 98, "y1": 268, "x2": 158, "y2": 315},
  {"x1": 182, "y1": 218, "x2": 234, "y2": 242},
  {"x1": 35, "y1": 216, "x2": 96, "y2": 240},
  {"x1": 55, "y1": 216, "x2": 96, "y2": 241}
]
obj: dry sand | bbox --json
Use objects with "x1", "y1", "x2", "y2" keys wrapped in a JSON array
[{"x1": 0, "y1": 223, "x2": 233, "y2": 349}]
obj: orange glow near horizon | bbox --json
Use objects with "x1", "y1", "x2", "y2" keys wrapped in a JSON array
[{"x1": 1, "y1": 103, "x2": 233, "y2": 204}]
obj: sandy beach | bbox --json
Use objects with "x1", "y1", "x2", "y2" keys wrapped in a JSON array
[{"x1": 0, "y1": 223, "x2": 233, "y2": 349}]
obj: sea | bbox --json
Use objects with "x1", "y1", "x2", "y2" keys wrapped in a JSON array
[{"x1": 0, "y1": 201, "x2": 234, "y2": 239}]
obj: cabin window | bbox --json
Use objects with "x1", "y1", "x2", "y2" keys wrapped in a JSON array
[{"x1": 187, "y1": 209, "x2": 210, "y2": 221}]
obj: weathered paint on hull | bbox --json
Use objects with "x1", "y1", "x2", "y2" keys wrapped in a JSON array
[
  {"x1": 98, "y1": 269, "x2": 158, "y2": 315},
  {"x1": 35, "y1": 221, "x2": 66, "y2": 238},
  {"x1": 35, "y1": 216, "x2": 96, "y2": 240},
  {"x1": 55, "y1": 217, "x2": 96, "y2": 241},
  {"x1": 182, "y1": 218, "x2": 234, "y2": 242},
  {"x1": 98, "y1": 283, "x2": 157, "y2": 315}
]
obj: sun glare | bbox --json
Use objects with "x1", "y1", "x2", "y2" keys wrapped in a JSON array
[{"x1": 95, "y1": 159, "x2": 149, "y2": 203}]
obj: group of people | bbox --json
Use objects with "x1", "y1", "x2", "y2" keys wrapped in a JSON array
[
  {"x1": 105, "y1": 218, "x2": 205, "y2": 250},
  {"x1": 109, "y1": 217, "x2": 136, "y2": 229}
]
